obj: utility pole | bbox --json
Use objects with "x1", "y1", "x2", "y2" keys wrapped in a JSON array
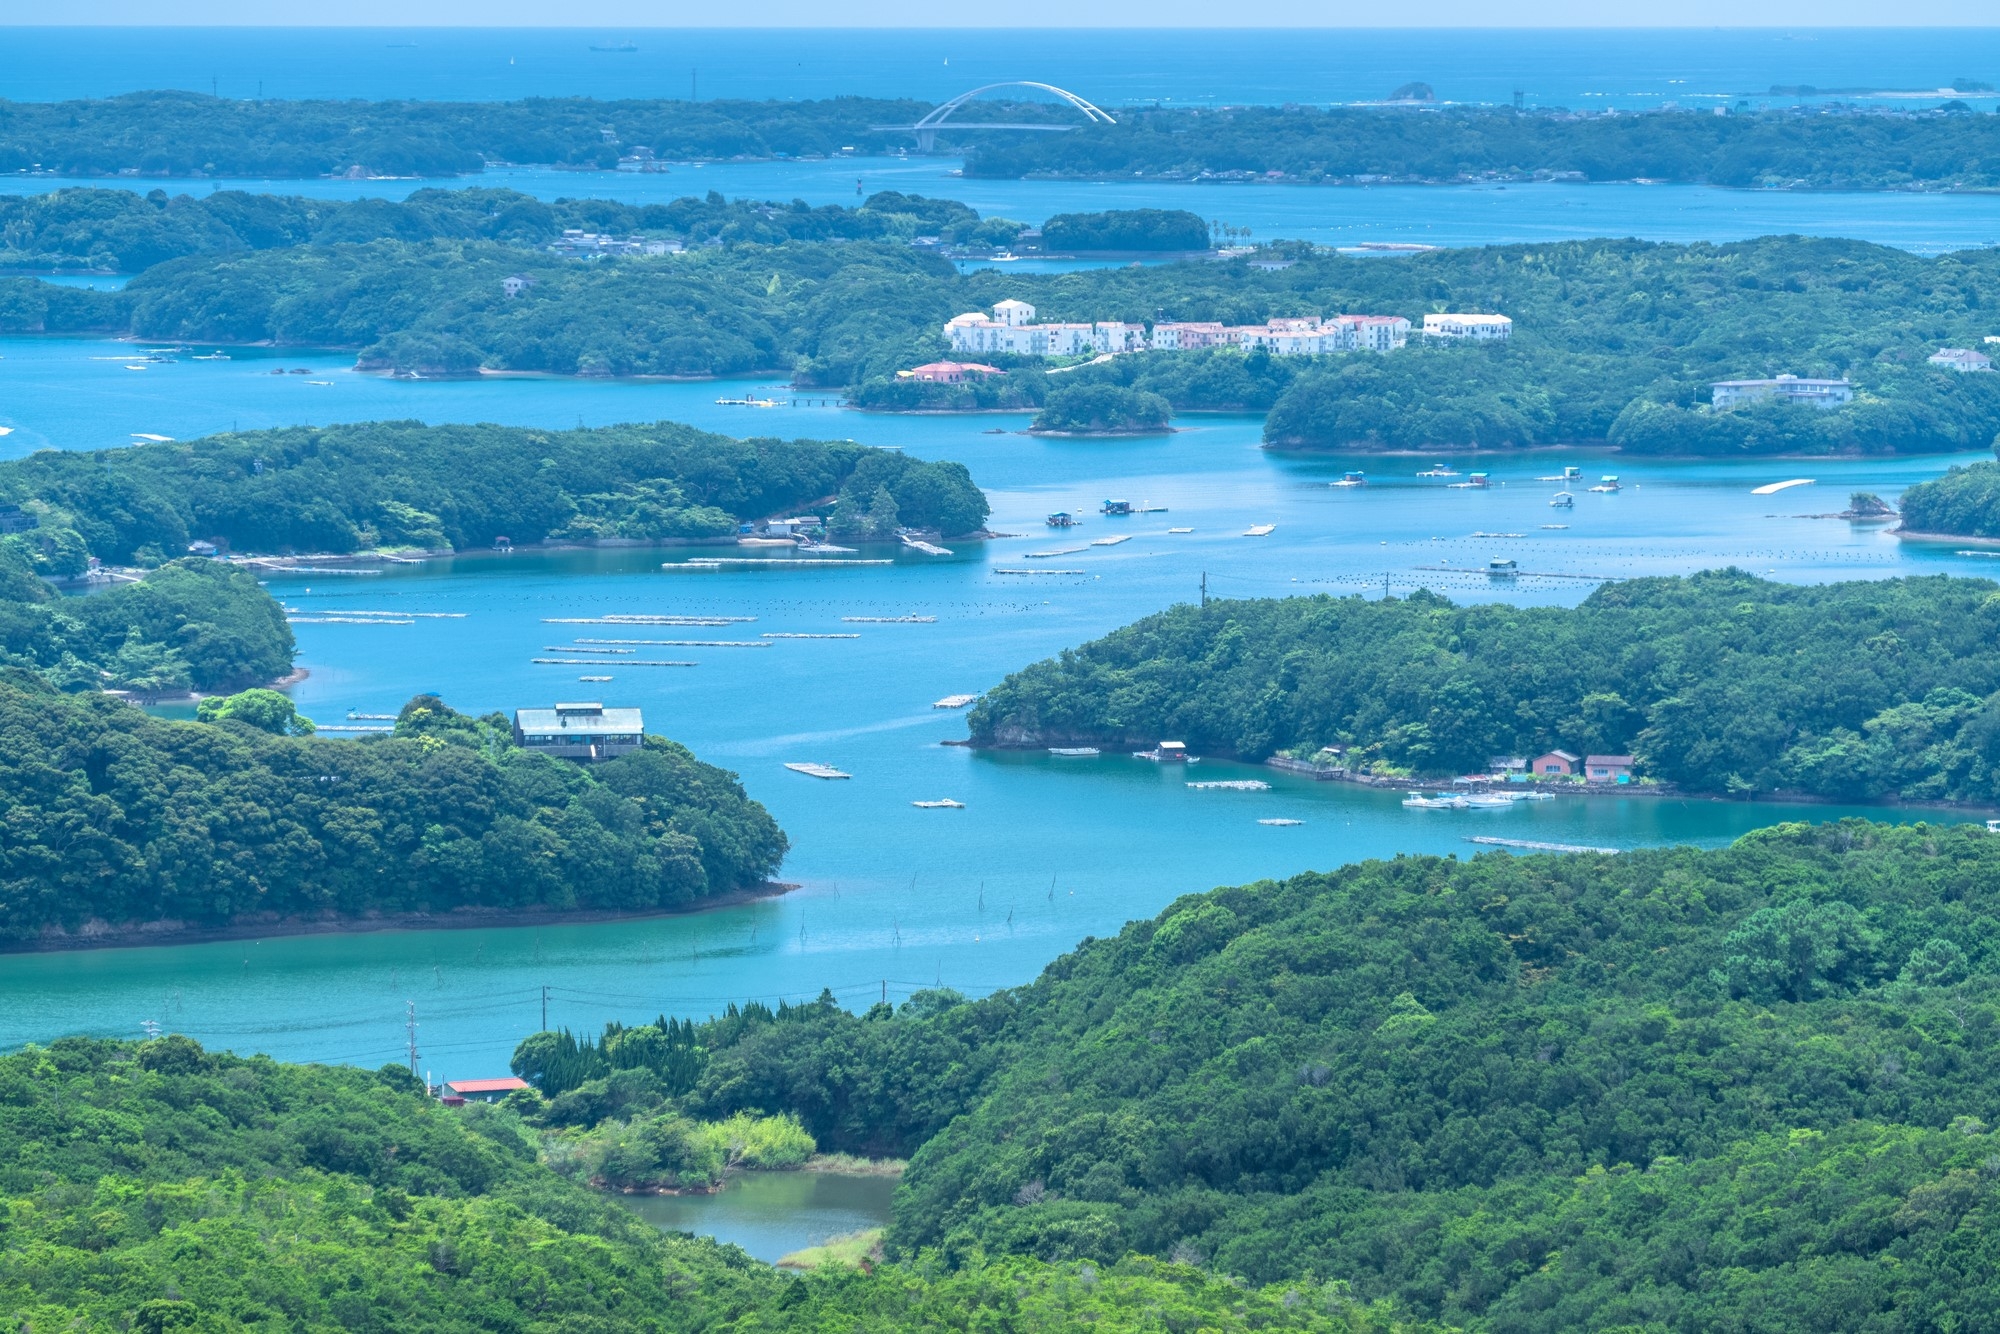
[
  {"x1": 405, "y1": 1002, "x2": 419, "y2": 1078},
  {"x1": 1200, "y1": 572, "x2": 1208, "y2": 607},
  {"x1": 540, "y1": 985, "x2": 548, "y2": 1032}
]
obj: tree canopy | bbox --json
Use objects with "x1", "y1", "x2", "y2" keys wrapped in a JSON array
[
  {"x1": 0, "y1": 684, "x2": 787, "y2": 943},
  {"x1": 969, "y1": 570, "x2": 2000, "y2": 801},
  {"x1": 0, "y1": 419, "x2": 990, "y2": 560},
  {"x1": 1898, "y1": 458, "x2": 2000, "y2": 537}
]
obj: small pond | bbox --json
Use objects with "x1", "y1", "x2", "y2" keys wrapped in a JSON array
[{"x1": 613, "y1": 1171, "x2": 898, "y2": 1264}]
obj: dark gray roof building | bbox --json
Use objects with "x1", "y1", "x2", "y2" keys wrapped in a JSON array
[{"x1": 513, "y1": 702, "x2": 644, "y2": 762}]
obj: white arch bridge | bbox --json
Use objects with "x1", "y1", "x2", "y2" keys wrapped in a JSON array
[{"x1": 876, "y1": 81, "x2": 1116, "y2": 153}]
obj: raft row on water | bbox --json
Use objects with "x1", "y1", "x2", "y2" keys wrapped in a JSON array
[
  {"x1": 545, "y1": 616, "x2": 754, "y2": 626},
  {"x1": 531, "y1": 658, "x2": 696, "y2": 667}
]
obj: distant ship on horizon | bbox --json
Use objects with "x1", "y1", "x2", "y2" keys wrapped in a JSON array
[{"x1": 589, "y1": 40, "x2": 640, "y2": 52}]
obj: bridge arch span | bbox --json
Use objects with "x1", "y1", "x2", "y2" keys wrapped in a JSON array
[{"x1": 899, "y1": 81, "x2": 1117, "y2": 152}]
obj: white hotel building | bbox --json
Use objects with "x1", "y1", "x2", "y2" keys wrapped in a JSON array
[{"x1": 943, "y1": 301, "x2": 1413, "y2": 359}]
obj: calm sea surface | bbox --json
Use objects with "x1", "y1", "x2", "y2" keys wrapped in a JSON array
[
  {"x1": 0, "y1": 335, "x2": 1987, "y2": 1079},
  {"x1": 8, "y1": 27, "x2": 2000, "y2": 111}
]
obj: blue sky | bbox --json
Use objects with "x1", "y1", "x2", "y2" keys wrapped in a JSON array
[{"x1": 12, "y1": 4, "x2": 1998, "y2": 26}]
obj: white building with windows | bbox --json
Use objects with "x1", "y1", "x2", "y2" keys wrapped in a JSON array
[
  {"x1": 1711, "y1": 374, "x2": 1855, "y2": 410},
  {"x1": 944, "y1": 302, "x2": 1412, "y2": 359},
  {"x1": 1422, "y1": 313, "x2": 1513, "y2": 341},
  {"x1": 1929, "y1": 347, "x2": 1993, "y2": 372}
]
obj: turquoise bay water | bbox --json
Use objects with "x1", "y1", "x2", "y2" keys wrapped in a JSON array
[{"x1": 0, "y1": 334, "x2": 1990, "y2": 1080}]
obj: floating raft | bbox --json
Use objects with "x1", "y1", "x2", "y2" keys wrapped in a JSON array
[
  {"x1": 844, "y1": 615, "x2": 936, "y2": 623},
  {"x1": 1243, "y1": 524, "x2": 1276, "y2": 537},
  {"x1": 345, "y1": 713, "x2": 396, "y2": 721},
  {"x1": 317, "y1": 724, "x2": 392, "y2": 733},
  {"x1": 577, "y1": 639, "x2": 766, "y2": 648},
  {"x1": 532, "y1": 658, "x2": 695, "y2": 666},
  {"x1": 545, "y1": 646, "x2": 633, "y2": 654},
  {"x1": 1168, "y1": 527, "x2": 1193, "y2": 534},
  {"x1": 1089, "y1": 535, "x2": 1132, "y2": 547},
  {"x1": 1027, "y1": 547, "x2": 1087, "y2": 558},
  {"x1": 901, "y1": 538, "x2": 954, "y2": 556},
  {"x1": 1188, "y1": 780, "x2": 1271, "y2": 791},
  {"x1": 578, "y1": 675, "x2": 612, "y2": 682},
  {"x1": 1751, "y1": 478, "x2": 1815, "y2": 496},
  {"x1": 289, "y1": 617, "x2": 414, "y2": 625},
  {"x1": 785, "y1": 762, "x2": 851, "y2": 780},
  {"x1": 996, "y1": 568, "x2": 1085, "y2": 575},
  {"x1": 1258, "y1": 818, "x2": 1305, "y2": 826},
  {"x1": 546, "y1": 615, "x2": 754, "y2": 625},
  {"x1": 933, "y1": 694, "x2": 978, "y2": 709},
  {"x1": 1465, "y1": 836, "x2": 1620, "y2": 855},
  {"x1": 762, "y1": 632, "x2": 860, "y2": 639},
  {"x1": 1048, "y1": 746, "x2": 1100, "y2": 756},
  {"x1": 665, "y1": 558, "x2": 892, "y2": 570},
  {"x1": 912, "y1": 798, "x2": 965, "y2": 809}
]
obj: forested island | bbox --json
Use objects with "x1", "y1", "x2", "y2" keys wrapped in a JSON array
[
  {"x1": 966, "y1": 102, "x2": 2000, "y2": 190},
  {"x1": 0, "y1": 684, "x2": 786, "y2": 947},
  {"x1": 0, "y1": 185, "x2": 1017, "y2": 273},
  {"x1": 1898, "y1": 457, "x2": 2000, "y2": 537},
  {"x1": 0, "y1": 420, "x2": 990, "y2": 560},
  {"x1": 11, "y1": 204, "x2": 2000, "y2": 452},
  {"x1": 0, "y1": 556, "x2": 290, "y2": 695},
  {"x1": 9, "y1": 91, "x2": 2000, "y2": 192},
  {"x1": 968, "y1": 570, "x2": 2000, "y2": 802}
]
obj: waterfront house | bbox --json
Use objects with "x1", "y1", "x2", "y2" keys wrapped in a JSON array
[
  {"x1": 900, "y1": 361, "x2": 1003, "y2": 384},
  {"x1": 444, "y1": 1077, "x2": 530, "y2": 1104},
  {"x1": 1711, "y1": 374, "x2": 1854, "y2": 410},
  {"x1": 1929, "y1": 347, "x2": 1993, "y2": 372},
  {"x1": 512, "y1": 702, "x2": 645, "y2": 762},
  {"x1": 1422, "y1": 313, "x2": 1513, "y2": 341},
  {"x1": 1585, "y1": 754, "x2": 1635, "y2": 783},
  {"x1": 1533, "y1": 749, "x2": 1580, "y2": 776}
]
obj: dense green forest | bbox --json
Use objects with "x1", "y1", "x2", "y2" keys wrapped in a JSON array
[
  {"x1": 14, "y1": 220, "x2": 2000, "y2": 452},
  {"x1": 0, "y1": 185, "x2": 1017, "y2": 272},
  {"x1": 506, "y1": 820, "x2": 2000, "y2": 1331},
  {"x1": 0, "y1": 1036, "x2": 1411, "y2": 1332},
  {"x1": 968, "y1": 570, "x2": 2000, "y2": 801},
  {"x1": 1031, "y1": 383, "x2": 1175, "y2": 434},
  {"x1": 0, "y1": 556, "x2": 292, "y2": 695},
  {"x1": 1898, "y1": 457, "x2": 2000, "y2": 536},
  {"x1": 966, "y1": 103, "x2": 2000, "y2": 189},
  {"x1": 1040, "y1": 208, "x2": 1210, "y2": 251},
  {"x1": 0, "y1": 420, "x2": 989, "y2": 560},
  {"x1": 0, "y1": 91, "x2": 1086, "y2": 177},
  {"x1": 0, "y1": 684, "x2": 786, "y2": 942},
  {"x1": 10, "y1": 93, "x2": 2000, "y2": 191}
]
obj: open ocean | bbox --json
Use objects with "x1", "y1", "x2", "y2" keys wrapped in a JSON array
[{"x1": 7, "y1": 27, "x2": 2000, "y2": 111}]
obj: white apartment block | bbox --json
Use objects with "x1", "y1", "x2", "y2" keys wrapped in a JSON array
[
  {"x1": 1422, "y1": 313, "x2": 1514, "y2": 341},
  {"x1": 944, "y1": 302, "x2": 1412, "y2": 359}
]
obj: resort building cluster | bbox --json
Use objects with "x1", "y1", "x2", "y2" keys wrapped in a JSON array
[{"x1": 943, "y1": 300, "x2": 1515, "y2": 359}]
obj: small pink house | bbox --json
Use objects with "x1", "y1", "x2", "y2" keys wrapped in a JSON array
[{"x1": 1533, "y1": 750, "x2": 1580, "y2": 777}]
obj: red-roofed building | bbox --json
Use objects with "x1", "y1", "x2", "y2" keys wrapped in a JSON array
[
  {"x1": 899, "y1": 360, "x2": 1004, "y2": 384},
  {"x1": 444, "y1": 1076, "x2": 530, "y2": 1103}
]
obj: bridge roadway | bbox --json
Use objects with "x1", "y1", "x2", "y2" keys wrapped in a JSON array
[{"x1": 874, "y1": 80, "x2": 1116, "y2": 153}]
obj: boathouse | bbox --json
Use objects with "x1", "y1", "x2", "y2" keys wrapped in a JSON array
[
  {"x1": 1532, "y1": 750, "x2": 1579, "y2": 777},
  {"x1": 1584, "y1": 754, "x2": 1635, "y2": 783},
  {"x1": 513, "y1": 702, "x2": 645, "y2": 762}
]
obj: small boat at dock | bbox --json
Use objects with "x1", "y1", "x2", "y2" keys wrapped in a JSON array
[
  {"x1": 1587, "y1": 475, "x2": 1621, "y2": 493},
  {"x1": 1402, "y1": 792, "x2": 1467, "y2": 809},
  {"x1": 1332, "y1": 471, "x2": 1366, "y2": 488}
]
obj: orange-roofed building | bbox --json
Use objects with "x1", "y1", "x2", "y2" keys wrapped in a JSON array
[
  {"x1": 444, "y1": 1076, "x2": 530, "y2": 1103},
  {"x1": 898, "y1": 361, "x2": 1005, "y2": 384}
]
